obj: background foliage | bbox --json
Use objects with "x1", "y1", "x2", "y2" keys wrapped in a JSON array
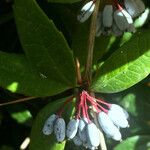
[{"x1": 0, "y1": 0, "x2": 150, "y2": 150}]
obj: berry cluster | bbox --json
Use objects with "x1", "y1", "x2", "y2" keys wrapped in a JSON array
[
  {"x1": 42, "y1": 91, "x2": 129, "y2": 149},
  {"x1": 77, "y1": 0, "x2": 145, "y2": 36}
]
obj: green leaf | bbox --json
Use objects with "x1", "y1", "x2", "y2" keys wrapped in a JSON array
[
  {"x1": 91, "y1": 30, "x2": 150, "y2": 93},
  {"x1": 29, "y1": 97, "x2": 75, "y2": 150},
  {"x1": 119, "y1": 93, "x2": 137, "y2": 116},
  {"x1": 114, "y1": 135, "x2": 150, "y2": 150},
  {"x1": 13, "y1": 0, "x2": 76, "y2": 88},
  {"x1": 47, "y1": 0, "x2": 81, "y2": 3},
  {"x1": 0, "y1": 51, "x2": 71, "y2": 96},
  {"x1": 11, "y1": 110, "x2": 32, "y2": 123}
]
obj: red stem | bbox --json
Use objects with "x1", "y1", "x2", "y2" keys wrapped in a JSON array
[
  {"x1": 113, "y1": 0, "x2": 123, "y2": 10},
  {"x1": 76, "y1": 94, "x2": 82, "y2": 119},
  {"x1": 84, "y1": 91, "x2": 108, "y2": 113},
  {"x1": 95, "y1": 98, "x2": 111, "y2": 107},
  {"x1": 84, "y1": 94, "x2": 91, "y2": 122},
  {"x1": 97, "y1": 104, "x2": 108, "y2": 113},
  {"x1": 85, "y1": 94, "x2": 101, "y2": 112},
  {"x1": 76, "y1": 92, "x2": 86, "y2": 119}
]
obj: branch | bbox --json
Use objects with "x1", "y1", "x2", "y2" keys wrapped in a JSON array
[
  {"x1": 84, "y1": 0, "x2": 100, "y2": 84},
  {"x1": 0, "y1": 96, "x2": 36, "y2": 106}
]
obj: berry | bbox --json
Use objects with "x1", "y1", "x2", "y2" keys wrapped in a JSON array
[
  {"x1": 66, "y1": 119, "x2": 79, "y2": 139},
  {"x1": 98, "y1": 112, "x2": 122, "y2": 141},
  {"x1": 54, "y1": 117, "x2": 66, "y2": 142},
  {"x1": 42, "y1": 114, "x2": 57, "y2": 135},
  {"x1": 77, "y1": 1, "x2": 95, "y2": 23}
]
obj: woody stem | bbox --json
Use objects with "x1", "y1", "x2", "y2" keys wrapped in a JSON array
[
  {"x1": 0, "y1": 96, "x2": 36, "y2": 106},
  {"x1": 84, "y1": 0, "x2": 100, "y2": 86}
]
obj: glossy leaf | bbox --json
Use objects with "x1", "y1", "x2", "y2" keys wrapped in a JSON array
[
  {"x1": 114, "y1": 135, "x2": 150, "y2": 150},
  {"x1": 0, "y1": 51, "x2": 69, "y2": 96},
  {"x1": 92, "y1": 30, "x2": 150, "y2": 93},
  {"x1": 13, "y1": 0, "x2": 76, "y2": 88},
  {"x1": 29, "y1": 97, "x2": 75, "y2": 150}
]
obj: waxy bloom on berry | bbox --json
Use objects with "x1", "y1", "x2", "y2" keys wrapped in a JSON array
[
  {"x1": 77, "y1": 1, "x2": 95, "y2": 23},
  {"x1": 114, "y1": 9, "x2": 133, "y2": 31},
  {"x1": 54, "y1": 117, "x2": 66, "y2": 142},
  {"x1": 102, "y1": 5, "x2": 113, "y2": 28},
  {"x1": 66, "y1": 119, "x2": 79, "y2": 139},
  {"x1": 86, "y1": 123, "x2": 100, "y2": 147},
  {"x1": 73, "y1": 135, "x2": 82, "y2": 146},
  {"x1": 42, "y1": 114, "x2": 57, "y2": 135},
  {"x1": 108, "y1": 104, "x2": 129, "y2": 128},
  {"x1": 98, "y1": 112, "x2": 122, "y2": 141},
  {"x1": 124, "y1": 0, "x2": 145, "y2": 18},
  {"x1": 42, "y1": 91, "x2": 130, "y2": 149},
  {"x1": 78, "y1": 0, "x2": 145, "y2": 36},
  {"x1": 78, "y1": 118, "x2": 88, "y2": 143}
]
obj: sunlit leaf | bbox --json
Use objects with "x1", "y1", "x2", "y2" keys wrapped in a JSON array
[
  {"x1": 92, "y1": 30, "x2": 150, "y2": 93},
  {"x1": 11, "y1": 110, "x2": 32, "y2": 123},
  {"x1": 30, "y1": 97, "x2": 75, "y2": 150}
]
